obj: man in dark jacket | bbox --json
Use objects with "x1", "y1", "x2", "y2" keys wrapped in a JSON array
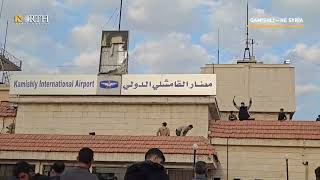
[
  {"x1": 278, "y1": 108, "x2": 287, "y2": 121},
  {"x1": 14, "y1": 161, "x2": 50, "y2": 180},
  {"x1": 233, "y1": 96, "x2": 253, "y2": 120},
  {"x1": 124, "y1": 148, "x2": 169, "y2": 180}
]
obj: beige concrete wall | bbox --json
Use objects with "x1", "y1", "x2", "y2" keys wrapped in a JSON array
[
  {"x1": 15, "y1": 103, "x2": 209, "y2": 136},
  {"x1": 212, "y1": 138, "x2": 320, "y2": 180},
  {"x1": 201, "y1": 64, "x2": 295, "y2": 120},
  {"x1": 0, "y1": 86, "x2": 9, "y2": 102}
]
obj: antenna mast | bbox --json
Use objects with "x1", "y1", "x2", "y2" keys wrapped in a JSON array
[
  {"x1": 0, "y1": 0, "x2": 4, "y2": 19},
  {"x1": 3, "y1": 20, "x2": 8, "y2": 51},
  {"x1": 218, "y1": 28, "x2": 220, "y2": 64},
  {"x1": 118, "y1": 0, "x2": 123, "y2": 31},
  {"x1": 243, "y1": 1, "x2": 251, "y2": 60}
]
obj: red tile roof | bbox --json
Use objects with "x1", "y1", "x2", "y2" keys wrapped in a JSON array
[
  {"x1": 0, "y1": 134, "x2": 215, "y2": 155},
  {"x1": 0, "y1": 101, "x2": 16, "y2": 117},
  {"x1": 209, "y1": 120, "x2": 320, "y2": 140}
]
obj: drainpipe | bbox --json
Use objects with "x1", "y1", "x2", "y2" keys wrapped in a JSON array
[
  {"x1": 1, "y1": 117, "x2": 4, "y2": 133},
  {"x1": 302, "y1": 140, "x2": 308, "y2": 180},
  {"x1": 227, "y1": 138, "x2": 229, "y2": 180},
  {"x1": 303, "y1": 161, "x2": 308, "y2": 180}
]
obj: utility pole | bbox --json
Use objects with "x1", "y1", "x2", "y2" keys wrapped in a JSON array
[
  {"x1": 118, "y1": 0, "x2": 123, "y2": 31},
  {"x1": 3, "y1": 20, "x2": 8, "y2": 51}
]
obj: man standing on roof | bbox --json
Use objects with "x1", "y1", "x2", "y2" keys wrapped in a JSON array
[
  {"x1": 157, "y1": 122, "x2": 170, "y2": 136},
  {"x1": 278, "y1": 108, "x2": 287, "y2": 121},
  {"x1": 228, "y1": 111, "x2": 237, "y2": 121},
  {"x1": 176, "y1": 125, "x2": 193, "y2": 136},
  {"x1": 316, "y1": 115, "x2": 320, "y2": 121},
  {"x1": 233, "y1": 96, "x2": 253, "y2": 121}
]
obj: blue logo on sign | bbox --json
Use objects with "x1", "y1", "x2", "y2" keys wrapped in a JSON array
[{"x1": 100, "y1": 80, "x2": 119, "y2": 89}]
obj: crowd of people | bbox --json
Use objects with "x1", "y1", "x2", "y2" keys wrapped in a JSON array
[
  {"x1": 11, "y1": 147, "x2": 212, "y2": 180},
  {"x1": 10, "y1": 147, "x2": 320, "y2": 180},
  {"x1": 13, "y1": 147, "x2": 99, "y2": 180}
]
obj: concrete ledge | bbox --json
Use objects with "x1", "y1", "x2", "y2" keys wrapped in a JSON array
[
  {"x1": 202, "y1": 64, "x2": 293, "y2": 68},
  {"x1": 0, "y1": 151, "x2": 213, "y2": 164},
  {"x1": 211, "y1": 138, "x2": 320, "y2": 148},
  {"x1": 10, "y1": 95, "x2": 217, "y2": 105}
]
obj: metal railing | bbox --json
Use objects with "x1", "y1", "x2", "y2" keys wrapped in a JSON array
[{"x1": 0, "y1": 47, "x2": 22, "y2": 69}]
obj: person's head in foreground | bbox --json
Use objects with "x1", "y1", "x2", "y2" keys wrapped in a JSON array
[
  {"x1": 145, "y1": 148, "x2": 165, "y2": 165},
  {"x1": 195, "y1": 161, "x2": 207, "y2": 178},
  {"x1": 14, "y1": 161, "x2": 34, "y2": 180},
  {"x1": 78, "y1": 147, "x2": 94, "y2": 168},
  {"x1": 124, "y1": 148, "x2": 169, "y2": 180},
  {"x1": 50, "y1": 161, "x2": 65, "y2": 177}
]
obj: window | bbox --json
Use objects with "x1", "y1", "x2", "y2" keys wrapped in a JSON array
[
  {"x1": 234, "y1": 179, "x2": 241, "y2": 180},
  {"x1": 0, "y1": 164, "x2": 15, "y2": 180},
  {"x1": 214, "y1": 178, "x2": 221, "y2": 180}
]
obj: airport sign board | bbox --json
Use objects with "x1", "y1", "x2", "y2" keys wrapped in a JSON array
[
  {"x1": 121, "y1": 74, "x2": 216, "y2": 95},
  {"x1": 10, "y1": 75, "x2": 98, "y2": 95},
  {"x1": 10, "y1": 74, "x2": 216, "y2": 96},
  {"x1": 10, "y1": 75, "x2": 122, "y2": 95}
]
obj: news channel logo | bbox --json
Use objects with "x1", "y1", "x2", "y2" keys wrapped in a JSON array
[
  {"x1": 249, "y1": 17, "x2": 304, "y2": 29},
  {"x1": 14, "y1": 15, "x2": 49, "y2": 24},
  {"x1": 99, "y1": 80, "x2": 119, "y2": 89}
]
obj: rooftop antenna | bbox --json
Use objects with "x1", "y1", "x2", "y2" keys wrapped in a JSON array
[
  {"x1": 243, "y1": 0, "x2": 251, "y2": 60},
  {"x1": 251, "y1": 38, "x2": 254, "y2": 57},
  {"x1": 217, "y1": 28, "x2": 220, "y2": 64},
  {"x1": 3, "y1": 20, "x2": 8, "y2": 51},
  {"x1": 118, "y1": 0, "x2": 123, "y2": 31},
  {"x1": 0, "y1": 0, "x2": 4, "y2": 19}
]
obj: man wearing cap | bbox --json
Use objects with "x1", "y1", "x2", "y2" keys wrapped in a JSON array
[{"x1": 157, "y1": 122, "x2": 170, "y2": 136}]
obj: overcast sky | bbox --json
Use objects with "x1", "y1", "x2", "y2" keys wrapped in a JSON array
[{"x1": 0, "y1": 0, "x2": 319, "y2": 119}]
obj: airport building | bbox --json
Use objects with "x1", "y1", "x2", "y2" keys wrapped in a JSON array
[{"x1": 0, "y1": 30, "x2": 319, "y2": 180}]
